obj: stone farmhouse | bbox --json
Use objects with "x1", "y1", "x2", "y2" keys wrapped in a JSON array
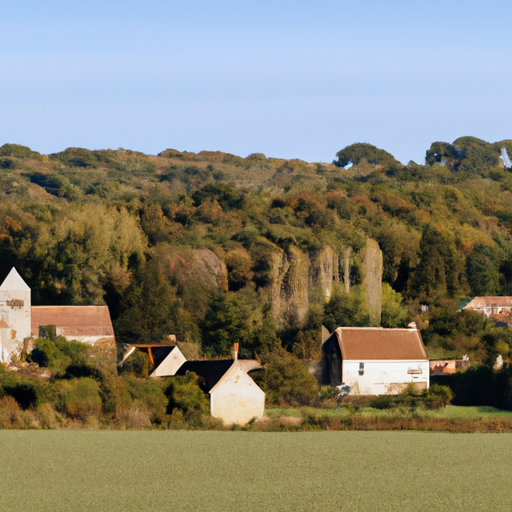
[
  {"x1": 0, "y1": 267, "x2": 114, "y2": 363},
  {"x1": 321, "y1": 327, "x2": 430, "y2": 395}
]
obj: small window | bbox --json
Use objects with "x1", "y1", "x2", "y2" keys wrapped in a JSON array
[{"x1": 359, "y1": 362, "x2": 364, "y2": 370}]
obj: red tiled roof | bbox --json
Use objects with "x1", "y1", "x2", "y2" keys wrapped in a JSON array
[
  {"x1": 31, "y1": 306, "x2": 114, "y2": 338},
  {"x1": 464, "y1": 297, "x2": 512, "y2": 309},
  {"x1": 335, "y1": 327, "x2": 427, "y2": 361}
]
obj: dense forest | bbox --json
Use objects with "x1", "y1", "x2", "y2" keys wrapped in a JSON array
[{"x1": 2, "y1": 136, "x2": 512, "y2": 366}]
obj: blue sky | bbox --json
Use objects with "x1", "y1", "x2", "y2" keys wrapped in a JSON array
[{"x1": 2, "y1": 0, "x2": 511, "y2": 164}]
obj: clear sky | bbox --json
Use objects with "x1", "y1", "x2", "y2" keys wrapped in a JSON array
[{"x1": 2, "y1": 0, "x2": 511, "y2": 164}]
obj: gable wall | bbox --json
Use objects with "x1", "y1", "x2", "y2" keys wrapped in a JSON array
[{"x1": 210, "y1": 367, "x2": 265, "y2": 425}]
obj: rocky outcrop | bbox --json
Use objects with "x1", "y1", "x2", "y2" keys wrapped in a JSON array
[
  {"x1": 362, "y1": 238, "x2": 383, "y2": 325},
  {"x1": 312, "y1": 246, "x2": 339, "y2": 302},
  {"x1": 268, "y1": 248, "x2": 290, "y2": 329},
  {"x1": 192, "y1": 249, "x2": 228, "y2": 293},
  {"x1": 285, "y1": 246, "x2": 310, "y2": 327}
]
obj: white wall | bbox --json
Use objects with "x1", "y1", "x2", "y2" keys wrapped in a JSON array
[
  {"x1": 210, "y1": 366, "x2": 265, "y2": 426},
  {"x1": 342, "y1": 359, "x2": 430, "y2": 395},
  {"x1": 150, "y1": 347, "x2": 187, "y2": 377},
  {"x1": 0, "y1": 289, "x2": 31, "y2": 362},
  {"x1": 0, "y1": 326, "x2": 14, "y2": 363}
]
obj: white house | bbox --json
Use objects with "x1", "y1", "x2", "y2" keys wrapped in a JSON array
[
  {"x1": 321, "y1": 327, "x2": 429, "y2": 395},
  {"x1": 172, "y1": 345, "x2": 265, "y2": 426},
  {"x1": 120, "y1": 342, "x2": 265, "y2": 426}
]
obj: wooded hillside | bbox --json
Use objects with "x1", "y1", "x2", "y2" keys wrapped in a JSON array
[{"x1": 2, "y1": 136, "x2": 512, "y2": 363}]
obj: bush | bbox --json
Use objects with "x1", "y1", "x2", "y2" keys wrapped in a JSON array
[
  {"x1": 54, "y1": 378, "x2": 102, "y2": 420},
  {"x1": 369, "y1": 384, "x2": 452, "y2": 410},
  {"x1": 165, "y1": 373, "x2": 209, "y2": 416},
  {"x1": 261, "y1": 346, "x2": 318, "y2": 406},
  {"x1": 118, "y1": 350, "x2": 152, "y2": 378},
  {"x1": 29, "y1": 336, "x2": 88, "y2": 372},
  {"x1": 424, "y1": 384, "x2": 453, "y2": 409},
  {"x1": 123, "y1": 376, "x2": 168, "y2": 424},
  {"x1": 3, "y1": 381, "x2": 40, "y2": 410}
]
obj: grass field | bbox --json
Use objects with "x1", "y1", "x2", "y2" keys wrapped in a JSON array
[
  {"x1": 1, "y1": 431, "x2": 512, "y2": 511},
  {"x1": 267, "y1": 404, "x2": 512, "y2": 419}
]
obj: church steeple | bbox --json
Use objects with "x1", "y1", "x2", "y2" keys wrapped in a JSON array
[
  {"x1": 0, "y1": 268, "x2": 31, "y2": 292},
  {"x1": 0, "y1": 267, "x2": 31, "y2": 362}
]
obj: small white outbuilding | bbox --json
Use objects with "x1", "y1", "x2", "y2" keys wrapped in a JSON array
[
  {"x1": 174, "y1": 358, "x2": 265, "y2": 426},
  {"x1": 321, "y1": 327, "x2": 429, "y2": 395}
]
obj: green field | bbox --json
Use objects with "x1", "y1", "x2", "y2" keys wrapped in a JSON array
[
  {"x1": 1, "y1": 431, "x2": 512, "y2": 511},
  {"x1": 267, "y1": 404, "x2": 512, "y2": 419}
]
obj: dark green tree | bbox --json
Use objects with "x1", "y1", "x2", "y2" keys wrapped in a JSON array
[
  {"x1": 334, "y1": 143, "x2": 400, "y2": 169},
  {"x1": 466, "y1": 244, "x2": 500, "y2": 296},
  {"x1": 412, "y1": 225, "x2": 464, "y2": 302},
  {"x1": 200, "y1": 293, "x2": 242, "y2": 357},
  {"x1": 114, "y1": 261, "x2": 178, "y2": 344}
]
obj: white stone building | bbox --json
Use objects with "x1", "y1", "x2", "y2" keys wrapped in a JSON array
[
  {"x1": 321, "y1": 327, "x2": 429, "y2": 395},
  {"x1": 0, "y1": 267, "x2": 115, "y2": 362},
  {"x1": 0, "y1": 268, "x2": 31, "y2": 362}
]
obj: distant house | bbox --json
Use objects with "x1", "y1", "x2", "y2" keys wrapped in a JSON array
[
  {"x1": 321, "y1": 327, "x2": 429, "y2": 395},
  {"x1": 429, "y1": 360, "x2": 457, "y2": 375},
  {"x1": 463, "y1": 297, "x2": 512, "y2": 325}
]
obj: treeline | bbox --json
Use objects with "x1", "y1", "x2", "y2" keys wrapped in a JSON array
[{"x1": 2, "y1": 137, "x2": 512, "y2": 364}]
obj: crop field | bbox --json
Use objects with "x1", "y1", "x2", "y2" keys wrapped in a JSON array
[{"x1": 1, "y1": 431, "x2": 512, "y2": 512}]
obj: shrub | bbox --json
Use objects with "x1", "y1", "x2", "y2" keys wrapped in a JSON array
[
  {"x1": 62, "y1": 363, "x2": 104, "y2": 382},
  {"x1": 29, "y1": 336, "x2": 88, "y2": 372},
  {"x1": 54, "y1": 378, "x2": 102, "y2": 420},
  {"x1": 369, "y1": 384, "x2": 452, "y2": 410},
  {"x1": 165, "y1": 373, "x2": 209, "y2": 416},
  {"x1": 424, "y1": 384, "x2": 453, "y2": 409},
  {"x1": 261, "y1": 346, "x2": 318, "y2": 406},
  {"x1": 118, "y1": 350, "x2": 151, "y2": 378},
  {"x1": 123, "y1": 376, "x2": 168, "y2": 423},
  {"x1": 3, "y1": 381, "x2": 40, "y2": 410},
  {"x1": 99, "y1": 376, "x2": 133, "y2": 419}
]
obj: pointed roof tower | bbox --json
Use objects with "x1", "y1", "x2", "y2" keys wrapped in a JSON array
[{"x1": 0, "y1": 268, "x2": 31, "y2": 292}]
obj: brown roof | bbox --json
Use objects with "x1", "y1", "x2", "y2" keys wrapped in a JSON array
[
  {"x1": 335, "y1": 327, "x2": 428, "y2": 361},
  {"x1": 0, "y1": 320, "x2": 9, "y2": 329},
  {"x1": 464, "y1": 297, "x2": 512, "y2": 309},
  {"x1": 31, "y1": 306, "x2": 114, "y2": 338}
]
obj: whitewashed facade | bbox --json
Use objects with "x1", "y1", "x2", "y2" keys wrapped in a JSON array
[
  {"x1": 341, "y1": 359, "x2": 429, "y2": 395},
  {"x1": 0, "y1": 268, "x2": 31, "y2": 362},
  {"x1": 322, "y1": 327, "x2": 429, "y2": 395},
  {"x1": 210, "y1": 363, "x2": 265, "y2": 426}
]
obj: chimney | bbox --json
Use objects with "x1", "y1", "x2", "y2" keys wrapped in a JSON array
[{"x1": 233, "y1": 343, "x2": 239, "y2": 361}]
